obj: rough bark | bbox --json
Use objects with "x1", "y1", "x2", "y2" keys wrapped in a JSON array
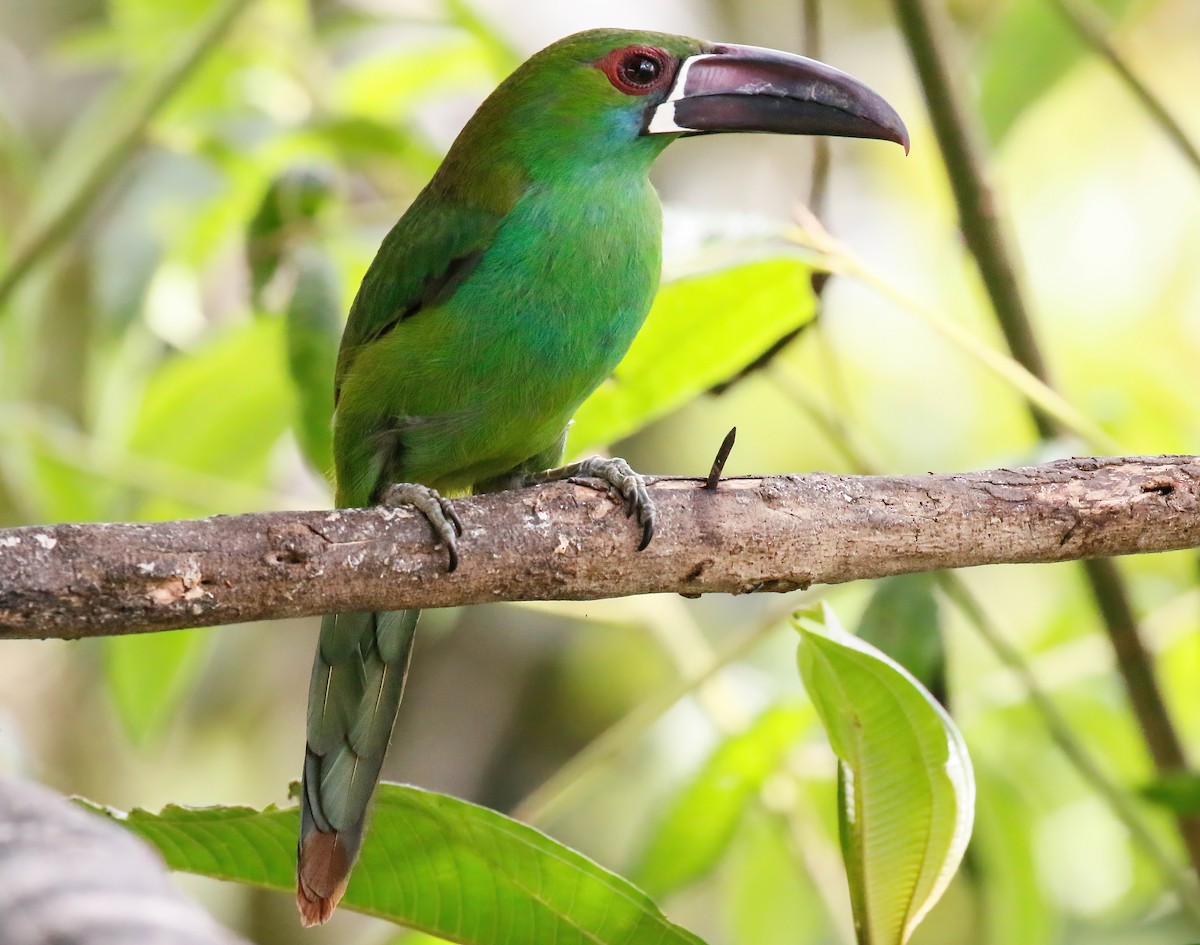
[{"x1": 1, "y1": 456, "x2": 1197, "y2": 641}]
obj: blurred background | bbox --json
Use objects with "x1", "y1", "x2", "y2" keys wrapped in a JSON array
[{"x1": 1, "y1": 0, "x2": 1199, "y2": 943}]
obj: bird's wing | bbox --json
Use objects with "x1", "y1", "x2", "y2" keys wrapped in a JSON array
[{"x1": 335, "y1": 199, "x2": 502, "y2": 404}]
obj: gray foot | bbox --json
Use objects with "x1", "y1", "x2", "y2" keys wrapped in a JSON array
[
  {"x1": 527, "y1": 456, "x2": 655, "y2": 551},
  {"x1": 380, "y1": 483, "x2": 464, "y2": 572}
]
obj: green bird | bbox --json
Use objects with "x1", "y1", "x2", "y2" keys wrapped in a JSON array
[{"x1": 297, "y1": 27, "x2": 907, "y2": 925}]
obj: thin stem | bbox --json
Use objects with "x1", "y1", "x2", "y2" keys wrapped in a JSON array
[
  {"x1": 513, "y1": 610, "x2": 793, "y2": 824},
  {"x1": 785, "y1": 219, "x2": 1121, "y2": 453},
  {"x1": 778, "y1": 798, "x2": 856, "y2": 945},
  {"x1": 643, "y1": 597, "x2": 752, "y2": 736},
  {"x1": 938, "y1": 573, "x2": 1200, "y2": 924},
  {"x1": 1047, "y1": 0, "x2": 1200, "y2": 177},
  {"x1": 770, "y1": 368, "x2": 879, "y2": 473},
  {"x1": 1082, "y1": 557, "x2": 1200, "y2": 858},
  {"x1": 890, "y1": 0, "x2": 1200, "y2": 878},
  {"x1": 802, "y1": 0, "x2": 831, "y2": 213},
  {"x1": 0, "y1": 0, "x2": 258, "y2": 312},
  {"x1": 889, "y1": 0, "x2": 1055, "y2": 437}
]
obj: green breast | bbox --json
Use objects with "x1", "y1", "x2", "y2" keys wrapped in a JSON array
[
  {"x1": 339, "y1": 169, "x2": 663, "y2": 496},
  {"x1": 468, "y1": 173, "x2": 663, "y2": 417}
]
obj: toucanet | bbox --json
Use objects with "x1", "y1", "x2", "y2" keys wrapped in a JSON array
[{"x1": 297, "y1": 27, "x2": 908, "y2": 925}]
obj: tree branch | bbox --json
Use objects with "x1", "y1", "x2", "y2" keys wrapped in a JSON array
[
  {"x1": 1, "y1": 456, "x2": 1197, "y2": 641},
  {"x1": 0, "y1": 776, "x2": 249, "y2": 945}
]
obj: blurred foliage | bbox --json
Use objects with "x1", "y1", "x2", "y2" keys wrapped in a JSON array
[
  {"x1": 1141, "y1": 772, "x2": 1200, "y2": 817},
  {"x1": 569, "y1": 257, "x2": 816, "y2": 456},
  {"x1": 633, "y1": 701, "x2": 816, "y2": 898},
  {"x1": 856, "y1": 573, "x2": 946, "y2": 707},
  {"x1": 2, "y1": 0, "x2": 1200, "y2": 943},
  {"x1": 978, "y1": 0, "x2": 1139, "y2": 143}
]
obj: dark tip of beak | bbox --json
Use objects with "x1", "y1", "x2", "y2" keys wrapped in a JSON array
[{"x1": 650, "y1": 43, "x2": 909, "y2": 154}]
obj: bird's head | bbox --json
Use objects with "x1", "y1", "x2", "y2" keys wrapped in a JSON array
[{"x1": 441, "y1": 28, "x2": 908, "y2": 190}]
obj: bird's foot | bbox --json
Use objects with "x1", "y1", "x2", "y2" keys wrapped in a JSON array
[
  {"x1": 379, "y1": 482, "x2": 464, "y2": 572},
  {"x1": 527, "y1": 456, "x2": 655, "y2": 551}
]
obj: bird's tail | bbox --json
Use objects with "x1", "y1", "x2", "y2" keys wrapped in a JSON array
[{"x1": 297, "y1": 608, "x2": 418, "y2": 926}]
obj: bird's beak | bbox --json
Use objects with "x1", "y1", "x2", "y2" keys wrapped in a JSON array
[{"x1": 645, "y1": 43, "x2": 909, "y2": 153}]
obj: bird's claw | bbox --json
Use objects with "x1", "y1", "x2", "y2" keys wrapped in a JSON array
[
  {"x1": 380, "y1": 482, "x2": 463, "y2": 572},
  {"x1": 530, "y1": 456, "x2": 655, "y2": 551}
]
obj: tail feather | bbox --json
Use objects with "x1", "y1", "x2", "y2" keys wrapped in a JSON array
[
  {"x1": 297, "y1": 608, "x2": 418, "y2": 924},
  {"x1": 297, "y1": 820, "x2": 353, "y2": 926}
]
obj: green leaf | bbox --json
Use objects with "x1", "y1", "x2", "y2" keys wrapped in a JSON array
[
  {"x1": 104, "y1": 628, "x2": 209, "y2": 746},
  {"x1": 444, "y1": 0, "x2": 522, "y2": 77},
  {"x1": 283, "y1": 248, "x2": 341, "y2": 479},
  {"x1": 856, "y1": 574, "x2": 946, "y2": 707},
  {"x1": 246, "y1": 167, "x2": 337, "y2": 303},
  {"x1": 974, "y1": 764, "x2": 1057, "y2": 945},
  {"x1": 634, "y1": 702, "x2": 813, "y2": 896},
  {"x1": 568, "y1": 258, "x2": 815, "y2": 455},
  {"x1": 724, "y1": 808, "x2": 827, "y2": 945},
  {"x1": 334, "y1": 35, "x2": 492, "y2": 124},
  {"x1": 21, "y1": 442, "x2": 117, "y2": 523},
  {"x1": 1140, "y1": 771, "x2": 1200, "y2": 815},
  {"x1": 91, "y1": 785, "x2": 709, "y2": 945},
  {"x1": 309, "y1": 116, "x2": 442, "y2": 180},
  {"x1": 388, "y1": 934, "x2": 456, "y2": 945},
  {"x1": 979, "y1": 0, "x2": 1137, "y2": 143},
  {"x1": 795, "y1": 603, "x2": 974, "y2": 945},
  {"x1": 128, "y1": 316, "x2": 292, "y2": 519}
]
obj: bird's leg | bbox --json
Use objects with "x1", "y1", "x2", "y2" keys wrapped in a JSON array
[
  {"x1": 474, "y1": 436, "x2": 655, "y2": 551},
  {"x1": 525, "y1": 457, "x2": 656, "y2": 551},
  {"x1": 378, "y1": 483, "x2": 464, "y2": 572}
]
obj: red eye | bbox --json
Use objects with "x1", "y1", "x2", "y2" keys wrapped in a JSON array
[{"x1": 598, "y1": 45, "x2": 672, "y2": 96}]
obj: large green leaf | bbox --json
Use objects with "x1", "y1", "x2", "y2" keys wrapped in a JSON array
[
  {"x1": 568, "y1": 258, "x2": 815, "y2": 455},
  {"x1": 127, "y1": 316, "x2": 292, "y2": 520},
  {"x1": 634, "y1": 702, "x2": 813, "y2": 896},
  {"x1": 90, "y1": 784, "x2": 709, "y2": 945},
  {"x1": 795, "y1": 604, "x2": 974, "y2": 945},
  {"x1": 283, "y1": 247, "x2": 341, "y2": 480},
  {"x1": 979, "y1": 0, "x2": 1137, "y2": 143},
  {"x1": 104, "y1": 628, "x2": 210, "y2": 746},
  {"x1": 723, "y1": 808, "x2": 828, "y2": 945}
]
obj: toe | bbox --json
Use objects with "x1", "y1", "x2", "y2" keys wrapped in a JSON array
[
  {"x1": 442, "y1": 499, "x2": 465, "y2": 537},
  {"x1": 379, "y1": 483, "x2": 462, "y2": 573}
]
